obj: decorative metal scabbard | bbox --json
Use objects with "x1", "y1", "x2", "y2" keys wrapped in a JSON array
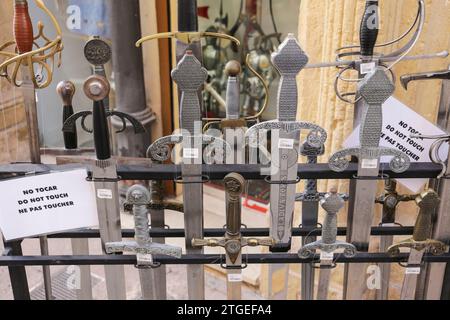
[
  {"x1": 0, "y1": 0, "x2": 63, "y2": 88},
  {"x1": 245, "y1": 34, "x2": 327, "y2": 251},
  {"x1": 329, "y1": 67, "x2": 411, "y2": 173},
  {"x1": 388, "y1": 190, "x2": 446, "y2": 257},
  {"x1": 192, "y1": 173, "x2": 274, "y2": 264},
  {"x1": 62, "y1": 75, "x2": 146, "y2": 154},
  {"x1": 298, "y1": 189, "x2": 356, "y2": 259},
  {"x1": 105, "y1": 185, "x2": 182, "y2": 266}
]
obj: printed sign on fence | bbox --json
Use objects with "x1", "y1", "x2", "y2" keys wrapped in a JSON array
[
  {"x1": 344, "y1": 97, "x2": 449, "y2": 193},
  {"x1": 0, "y1": 169, "x2": 99, "y2": 241}
]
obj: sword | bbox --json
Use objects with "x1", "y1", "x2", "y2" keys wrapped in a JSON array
[
  {"x1": 192, "y1": 173, "x2": 274, "y2": 300},
  {"x1": 329, "y1": 67, "x2": 411, "y2": 300},
  {"x1": 387, "y1": 189, "x2": 447, "y2": 300},
  {"x1": 105, "y1": 185, "x2": 182, "y2": 300},
  {"x1": 56, "y1": 80, "x2": 95, "y2": 300},
  {"x1": 374, "y1": 179, "x2": 417, "y2": 300},
  {"x1": 6, "y1": 0, "x2": 64, "y2": 300},
  {"x1": 296, "y1": 142, "x2": 325, "y2": 300},
  {"x1": 407, "y1": 67, "x2": 450, "y2": 300},
  {"x1": 245, "y1": 34, "x2": 327, "y2": 300},
  {"x1": 298, "y1": 188, "x2": 356, "y2": 300},
  {"x1": 63, "y1": 75, "x2": 146, "y2": 300}
]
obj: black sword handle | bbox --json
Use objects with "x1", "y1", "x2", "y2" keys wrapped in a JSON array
[
  {"x1": 360, "y1": 0, "x2": 379, "y2": 60},
  {"x1": 178, "y1": 0, "x2": 198, "y2": 32},
  {"x1": 57, "y1": 81, "x2": 78, "y2": 150},
  {"x1": 83, "y1": 75, "x2": 111, "y2": 160}
]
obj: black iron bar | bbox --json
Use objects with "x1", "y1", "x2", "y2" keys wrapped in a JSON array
[
  {"x1": 2, "y1": 253, "x2": 450, "y2": 267},
  {"x1": 44, "y1": 226, "x2": 414, "y2": 239}
]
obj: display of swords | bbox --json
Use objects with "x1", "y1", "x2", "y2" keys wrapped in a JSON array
[{"x1": 1, "y1": 0, "x2": 450, "y2": 302}]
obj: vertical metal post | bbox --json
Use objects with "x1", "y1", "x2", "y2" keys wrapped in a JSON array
[
  {"x1": 4, "y1": 240, "x2": 30, "y2": 300},
  {"x1": 109, "y1": 0, "x2": 155, "y2": 157}
]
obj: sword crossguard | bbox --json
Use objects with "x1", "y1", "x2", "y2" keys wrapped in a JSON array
[
  {"x1": 329, "y1": 68, "x2": 411, "y2": 173},
  {"x1": 106, "y1": 185, "x2": 182, "y2": 267},
  {"x1": 387, "y1": 189, "x2": 447, "y2": 256},
  {"x1": 411, "y1": 133, "x2": 450, "y2": 179},
  {"x1": 298, "y1": 188, "x2": 356, "y2": 259},
  {"x1": 400, "y1": 68, "x2": 450, "y2": 90},
  {"x1": 136, "y1": 31, "x2": 240, "y2": 48}
]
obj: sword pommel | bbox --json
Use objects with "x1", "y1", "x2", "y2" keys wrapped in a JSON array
[
  {"x1": 84, "y1": 75, "x2": 110, "y2": 102},
  {"x1": 126, "y1": 185, "x2": 151, "y2": 206},
  {"x1": 14, "y1": 0, "x2": 34, "y2": 54},
  {"x1": 225, "y1": 60, "x2": 241, "y2": 77},
  {"x1": 84, "y1": 37, "x2": 112, "y2": 66},
  {"x1": 57, "y1": 81, "x2": 75, "y2": 106}
]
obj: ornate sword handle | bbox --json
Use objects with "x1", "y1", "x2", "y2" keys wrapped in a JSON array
[
  {"x1": 57, "y1": 81, "x2": 78, "y2": 150},
  {"x1": 271, "y1": 33, "x2": 309, "y2": 121},
  {"x1": 388, "y1": 189, "x2": 447, "y2": 256},
  {"x1": 298, "y1": 188, "x2": 356, "y2": 259},
  {"x1": 224, "y1": 173, "x2": 245, "y2": 236},
  {"x1": 172, "y1": 51, "x2": 208, "y2": 135},
  {"x1": 359, "y1": 0, "x2": 380, "y2": 60},
  {"x1": 14, "y1": 0, "x2": 34, "y2": 54}
]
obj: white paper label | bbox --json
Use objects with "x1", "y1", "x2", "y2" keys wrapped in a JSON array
[
  {"x1": 381, "y1": 223, "x2": 397, "y2": 227},
  {"x1": 183, "y1": 148, "x2": 199, "y2": 159},
  {"x1": 406, "y1": 267, "x2": 421, "y2": 275},
  {"x1": 320, "y1": 251, "x2": 334, "y2": 261},
  {"x1": 0, "y1": 170, "x2": 99, "y2": 241},
  {"x1": 361, "y1": 159, "x2": 378, "y2": 169},
  {"x1": 137, "y1": 253, "x2": 153, "y2": 264},
  {"x1": 344, "y1": 97, "x2": 449, "y2": 193},
  {"x1": 97, "y1": 189, "x2": 113, "y2": 199},
  {"x1": 228, "y1": 273, "x2": 243, "y2": 282},
  {"x1": 360, "y1": 62, "x2": 376, "y2": 74},
  {"x1": 278, "y1": 138, "x2": 295, "y2": 149}
]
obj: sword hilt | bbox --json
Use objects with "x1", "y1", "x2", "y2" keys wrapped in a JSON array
[
  {"x1": 125, "y1": 185, "x2": 152, "y2": 245},
  {"x1": 84, "y1": 37, "x2": 112, "y2": 67},
  {"x1": 172, "y1": 51, "x2": 208, "y2": 135},
  {"x1": 375, "y1": 179, "x2": 418, "y2": 224},
  {"x1": 14, "y1": 0, "x2": 34, "y2": 54},
  {"x1": 359, "y1": 0, "x2": 379, "y2": 60},
  {"x1": 57, "y1": 80, "x2": 78, "y2": 150},
  {"x1": 63, "y1": 76, "x2": 146, "y2": 159},
  {"x1": 178, "y1": 0, "x2": 198, "y2": 32},
  {"x1": 224, "y1": 173, "x2": 245, "y2": 236},
  {"x1": 272, "y1": 33, "x2": 309, "y2": 122},
  {"x1": 401, "y1": 68, "x2": 450, "y2": 90},
  {"x1": 387, "y1": 189, "x2": 447, "y2": 256},
  {"x1": 411, "y1": 133, "x2": 450, "y2": 179}
]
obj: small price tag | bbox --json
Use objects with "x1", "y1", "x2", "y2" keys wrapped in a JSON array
[
  {"x1": 183, "y1": 148, "x2": 199, "y2": 159},
  {"x1": 381, "y1": 223, "x2": 397, "y2": 227},
  {"x1": 137, "y1": 253, "x2": 153, "y2": 264},
  {"x1": 320, "y1": 251, "x2": 334, "y2": 261},
  {"x1": 360, "y1": 62, "x2": 376, "y2": 74},
  {"x1": 278, "y1": 138, "x2": 295, "y2": 149},
  {"x1": 361, "y1": 159, "x2": 378, "y2": 169},
  {"x1": 406, "y1": 267, "x2": 421, "y2": 275},
  {"x1": 97, "y1": 189, "x2": 113, "y2": 199},
  {"x1": 228, "y1": 273, "x2": 243, "y2": 282}
]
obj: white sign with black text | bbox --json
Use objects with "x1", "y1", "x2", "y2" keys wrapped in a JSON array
[
  {"x1": 344, "y1": 97, "x2": 449, "y2": 193},
  {"x1": 0, "y1": 169, "x2": 99, "y2": 241}
]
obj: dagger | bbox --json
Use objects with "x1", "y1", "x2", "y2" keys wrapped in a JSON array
[
  {"x1": 105, "y1": 185, "x2": 182, "y2": 300},
  {"x1": 192, "y1": 173, "x2": 274, "y2": 300},
  {"x1": 374, "y1": 179, "x2": 417, "y2": 300},
  {"x1": 298, "y1": 188, "x2": 356, "y2": 300},
  {"x1": 387, "y1": 189, "x2": 446, "y2": 300}
]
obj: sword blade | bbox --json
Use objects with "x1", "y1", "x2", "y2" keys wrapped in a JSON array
[
  {"x1": 316, "y1": 260, "x2": 333, "y2": 300},
  {"x1": 93, "y1": 164, "x2": 126, "y2": 300},
  {"x1": 226, "y1": 254, "x2": 242, "y2": 300},
  {"x1": 401, "y1": 249, "x2": 425, "y2": 300},
  {"x1": 377, "y1": 234, "x2": 394, "y2": 300}
]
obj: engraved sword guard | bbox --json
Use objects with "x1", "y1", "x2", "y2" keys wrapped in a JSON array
[
  {"x1": 387, "y1": 189, "x2": 447, "y2": 256},
  {"x1": 0, "y1": 0, "x2": 63, "y2": 89},
  {"x1": 329, "y1": 68, "x2": 411, "y2": 173},
  {"x1": 298, "y1": 188, "x2": 357, "y2": 259},
  {"x1": 106, "y1": 185, "x2": 182, "y2": 268}
]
